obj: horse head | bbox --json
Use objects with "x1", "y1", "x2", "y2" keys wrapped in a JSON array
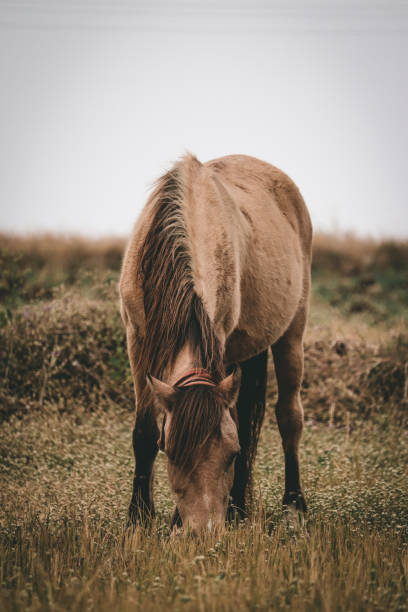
[{"x1": 147, "y1": 368, "x2": 241, "y2": 533}]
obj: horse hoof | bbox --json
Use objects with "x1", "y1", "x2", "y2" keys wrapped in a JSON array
[
  {"x1": 227, "y1": 503, "x2": 247, "y2": 524},
  {"x1": 127, "y1": 504, "x2": 155, "y2": 530},
  {"x1": 170, "y1": 506, "x2": 183, "y2": 529},
  {"x1": 283, "y1": 490, "x2": 307, "y2": 513}
]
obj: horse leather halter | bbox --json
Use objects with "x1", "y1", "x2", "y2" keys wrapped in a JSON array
[{"x1": 173, "y1": 368, "x2": 216, "y2": 388}]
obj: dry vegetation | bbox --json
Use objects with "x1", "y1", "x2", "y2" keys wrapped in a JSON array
[{"x1": 0, "y1": 232, "x2": 407, "y2": 611}]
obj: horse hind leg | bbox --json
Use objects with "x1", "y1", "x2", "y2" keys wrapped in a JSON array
[
  {"x1": 272, "y1": 309, "x2": 307, "y2": 513},
  {"x1": 229, "y1": 350, "x2": 268, "y2": 519}
]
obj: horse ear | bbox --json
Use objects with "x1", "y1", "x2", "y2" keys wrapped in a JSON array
[
  {"x1": 146, "y1": 374, "x2": 177, "y2": 413},
  {"x1": 217, "y1": 366, "x2": 241, "y2": 406}
]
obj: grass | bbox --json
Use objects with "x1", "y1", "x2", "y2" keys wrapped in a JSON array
[
  {"x1": 0, "y1": 232, "x2": 408, "y2": 611},
  {"x1": 1, "y1": 407, "x2": 407, "y2": 611}
]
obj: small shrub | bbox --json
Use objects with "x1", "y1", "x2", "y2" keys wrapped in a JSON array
[{"x1": 0, "y1": 287, "x2": 132, "y2": 419}]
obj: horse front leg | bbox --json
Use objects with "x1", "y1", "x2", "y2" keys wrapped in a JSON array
[
  {"x1": 124, "y1": 324, "x2": 160, "y2": 526},
  {"x1": 272, "y1": 314, "x2": 307, "y2": 514},
  {"x1": 129, "y1": 394, "x2": 160, "y2": 525},
  {"x1": 229, "y1": 350, "x2": 268, "y2": 519}
]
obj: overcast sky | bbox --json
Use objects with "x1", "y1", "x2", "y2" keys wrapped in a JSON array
[{"x1": 0, "y1": 0, "x2": 407, "y2": 238}]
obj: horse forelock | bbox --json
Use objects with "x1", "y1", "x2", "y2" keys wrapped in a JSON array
[{"x1": 166, "y1": 386, "x2": 225, "y2": 473}]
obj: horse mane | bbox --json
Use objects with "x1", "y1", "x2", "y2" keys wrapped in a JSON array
[
  {"x1": 134, "y1": 167, "x2": 225, "y2": 389},
  {"x1": 136, "y1": 159, "x2": 224, "y2": 381}
]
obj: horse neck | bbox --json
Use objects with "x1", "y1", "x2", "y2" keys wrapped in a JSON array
[{"x1": 182, "y1": 171, "x2": 246, "y2": 344}]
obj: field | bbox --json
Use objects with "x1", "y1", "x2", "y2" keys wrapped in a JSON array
[{"x1": 1, "y1": 233, "x2": 407, "y2": 611}]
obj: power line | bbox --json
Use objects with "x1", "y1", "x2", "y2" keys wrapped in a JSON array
[
  {"x1": 0, "y1": 19, "x2": 406, "y2": 34},
  {"x1": 1, "y1": 1, "x2": 407, "y2": 14},
  {"x1": 0, "y1": 0, "x2": 406, "y2": 32}
]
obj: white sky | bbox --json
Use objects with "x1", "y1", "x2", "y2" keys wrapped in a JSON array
[{"x1": 0, "y1": 1, "x2": 407, "y2": 238}]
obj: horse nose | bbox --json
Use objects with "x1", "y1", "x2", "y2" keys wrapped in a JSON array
[{"x1": 186, "y1": 515, "x2": 224, "y2": 536}]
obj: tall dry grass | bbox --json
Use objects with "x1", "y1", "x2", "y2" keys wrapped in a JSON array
[
  {"x1": 0, "y1": 232, "x2": 407, "y2": 611},
  {"x1": 1, "y1": 405, "x2": 407, "y2": 612}
]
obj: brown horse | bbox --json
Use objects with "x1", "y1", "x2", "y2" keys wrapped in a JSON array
[{"x1": 120, "y1": 153, "x2": 312, "y2": 532}]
